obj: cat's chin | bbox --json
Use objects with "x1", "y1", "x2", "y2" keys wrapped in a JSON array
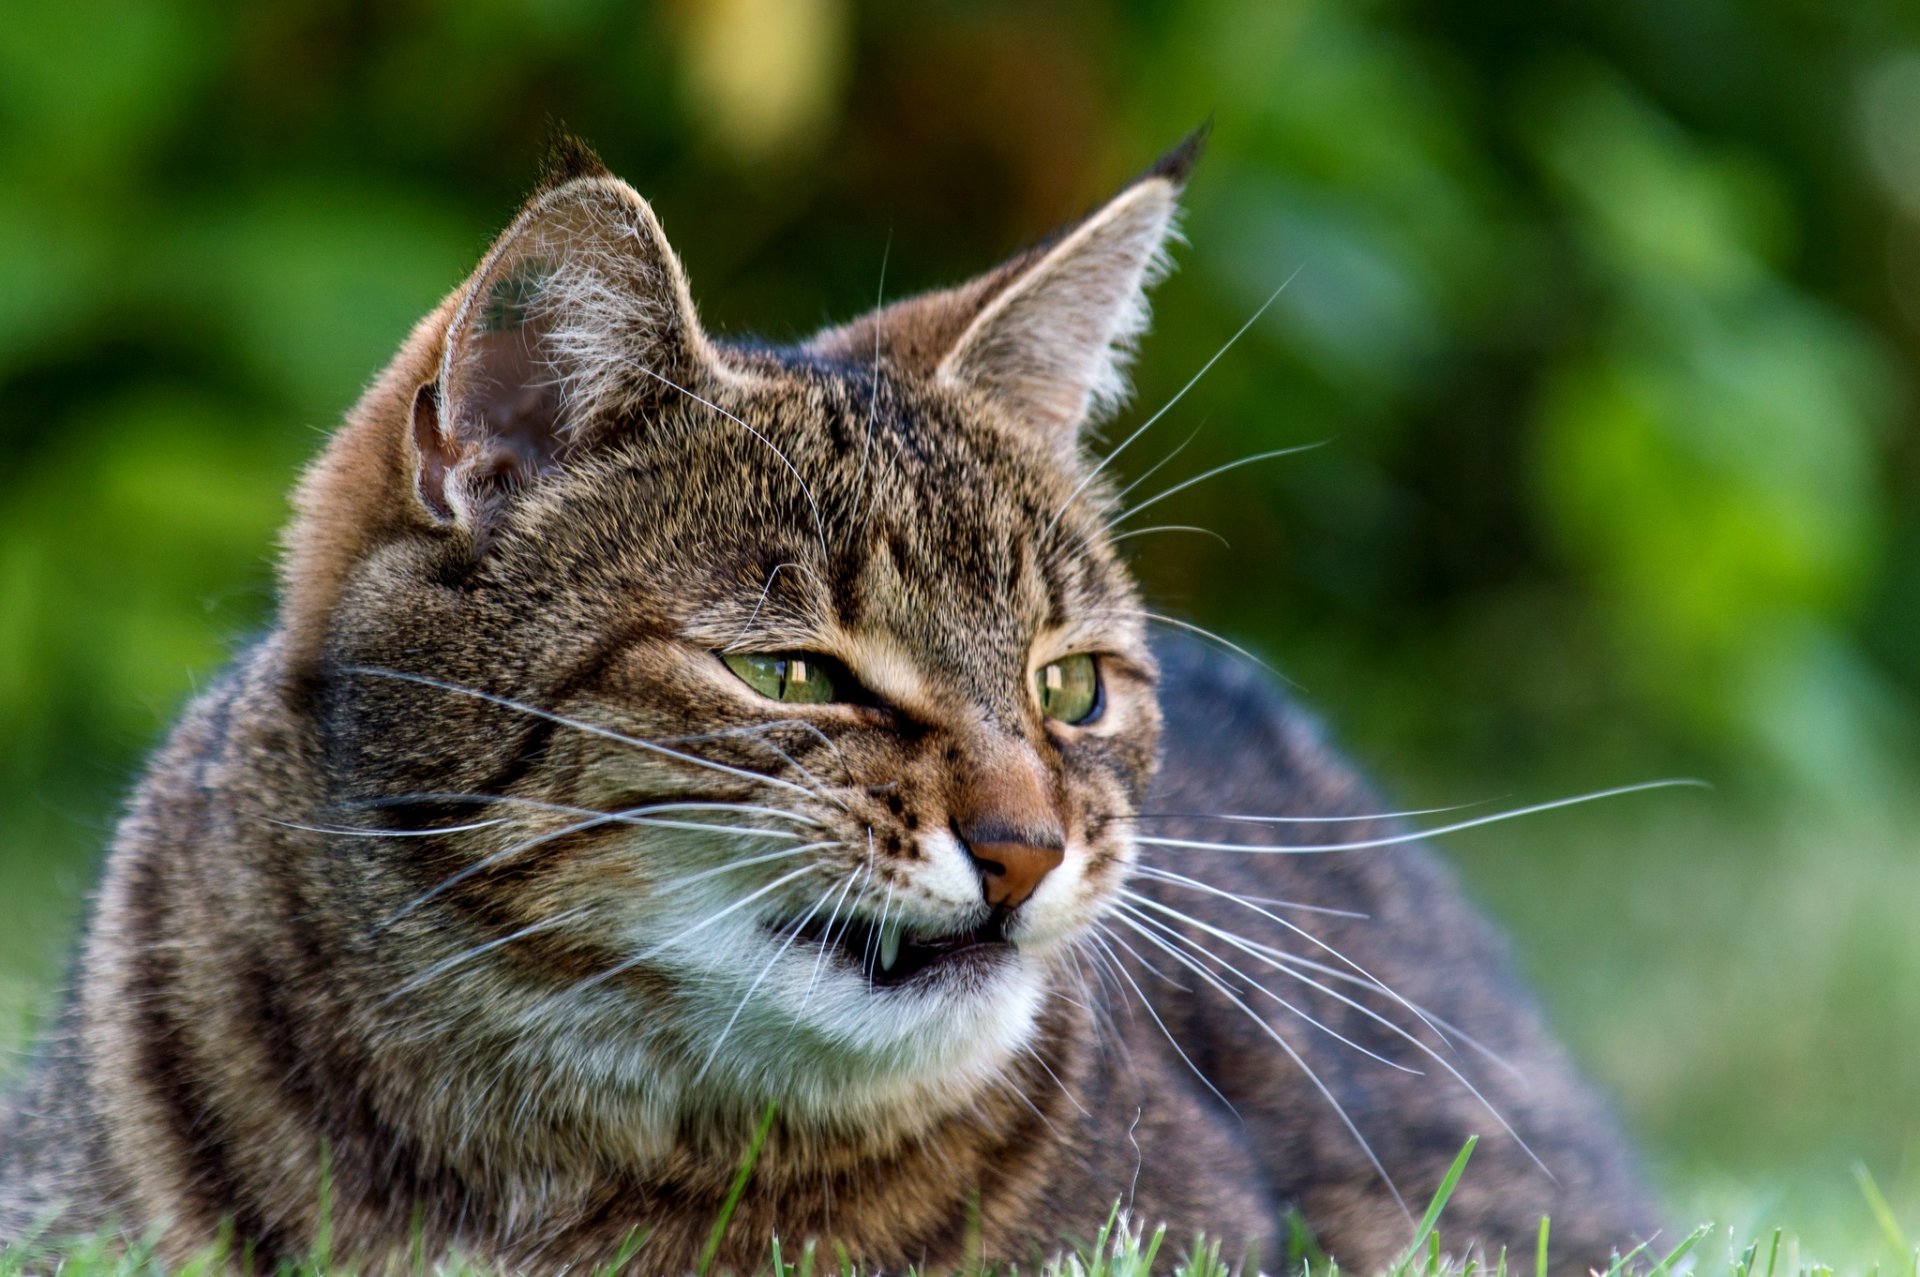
[{"x1": 673, "y1": 927, "x2": 1055, "y2": 1112}]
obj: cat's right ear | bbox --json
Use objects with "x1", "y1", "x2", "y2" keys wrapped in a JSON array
[{"x1": 410, "y1": 167, "x2": 723, "y2": 531}]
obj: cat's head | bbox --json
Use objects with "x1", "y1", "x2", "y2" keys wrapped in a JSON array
[{"x1": 287, "y1": 137, "x2": 1196, "y2": 1136}]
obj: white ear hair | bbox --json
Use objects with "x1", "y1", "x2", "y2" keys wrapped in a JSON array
[
  {"x1": 935, "y1": 175, "x2": 1181, "y2": 440},
  {"x1": 414, "y1": 175, "x2": 728, "y2": 529}
]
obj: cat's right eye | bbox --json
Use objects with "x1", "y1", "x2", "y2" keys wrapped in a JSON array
[{"x1": 722, "y1": 652, "x2": 837, "y2": 704}]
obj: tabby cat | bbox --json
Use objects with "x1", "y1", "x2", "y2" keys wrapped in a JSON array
[{"x1": 0, "y1": 136, "x2": 1657, "y2": 1272}]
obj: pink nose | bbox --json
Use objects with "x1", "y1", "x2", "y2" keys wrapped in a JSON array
[{"x1": 958, "y1": 829, "x2": 1064, "y2": 909}]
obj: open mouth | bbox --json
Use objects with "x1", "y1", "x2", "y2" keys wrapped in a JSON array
[{"x1": 771, "y1": 912, "x2": 1014, "y2": 988}]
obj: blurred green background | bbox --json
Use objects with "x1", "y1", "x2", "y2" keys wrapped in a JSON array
[{"x1": 2, "y1": 0, "x2": 1917, "y2": 1264}]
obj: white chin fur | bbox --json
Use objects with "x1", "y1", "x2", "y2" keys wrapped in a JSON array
[{"x1": 660, "y1": 908, "x2": 1048, "y2": 1119}]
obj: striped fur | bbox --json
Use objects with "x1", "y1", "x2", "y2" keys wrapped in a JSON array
[{"x1": 0, "y1": 140, "x2": 1656, "y2": 1272}]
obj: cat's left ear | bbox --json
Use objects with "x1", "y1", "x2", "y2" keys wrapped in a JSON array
[{"x1": 812, "y1": 130, "x2": 1200, "y2": 445}]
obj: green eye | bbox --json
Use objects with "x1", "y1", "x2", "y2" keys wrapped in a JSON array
[
  {"x1": 723, "y1": 652, "x2": 837, "y2": 704},
  {"x1": 1036, "y1": 654, "x2": 1101, "y2": 725}
]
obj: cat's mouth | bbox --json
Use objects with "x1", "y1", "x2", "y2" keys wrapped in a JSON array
[{"x1": 771, "y1": 912, "x2": 1013, "y2": 988}]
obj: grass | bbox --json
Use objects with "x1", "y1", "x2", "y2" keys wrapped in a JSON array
[{"x1": 4, "y1": 1142, "x2": 1915, "y2": 1276}]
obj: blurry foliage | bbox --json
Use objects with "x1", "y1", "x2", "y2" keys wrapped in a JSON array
[{"x1": 2, "y1": 0, "x2": 1918, "y2": 1258}]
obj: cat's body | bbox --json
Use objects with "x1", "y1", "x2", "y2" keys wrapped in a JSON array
[{"x1": 0, "y1": 139, "x2": 1656, "y2": 1272}]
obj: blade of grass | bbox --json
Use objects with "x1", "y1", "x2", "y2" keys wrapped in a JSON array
[
  {"x1": 697, "y1": 1101, "x2": 779, "y2": 1277},
  {"x1": 1647, "y1": 1224, "x2": 1710, "y2": 1277},
  {"x1": 1396, "y1": 1136, "x2": 1478, "y2": 1275},
  {"x1": 1859, "y1": 1163, "x2": 1912, "y2": 1254}
]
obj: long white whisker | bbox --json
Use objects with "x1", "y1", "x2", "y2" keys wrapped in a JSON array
[
  {"x1": 1105, "y1": 800, "x2": 1483, "y2": 827},
  {"x1": 1089, "y1": 927, "x2": 1236, "y2": 1117},
  {"x1": 1044, "y1": 269, "x2": 1302, "y2": 539},
  {"x1": 801, "y1": 866, "x2": 865, "y2": 1009},
  {"x1": 1098, "y1": 443, "x2": 1325, "y2": 536},
  {"x1": 692, "y1": 879, "x2": 843, "y2": 1082},
  {"x1": 341, "y1": 668, "x2": 824, "y2": 801},
  {"x1": 1130, "y1": 611, "x2": 1282, "y2": 679},
  {"x1": 1121, "y1": 891, "x2": 1549, "y2": 1176},
  {"x1": 381, "y1": 907, "x2": 592, "y2": 1004},
  {"x1": 269, "y1": 816, "x2": 508, "y2": 839},
  {"x1": 1019, "y1": 1042, "x2": 1091, "y2": 1119},
  {"x1": 549, "y1": 864, "x2": 819, "y2": 1004},
  {"x1": 1105, "y1": 524, "x2": 1231, "y2": 548},
  {"x1": 727, "y1": 562, "x2": 800, "y2": 649},
  {"x1": 1107, "y1": 428, "x2": 1201, "y2": 508},
  {"x1": 1122, "y1": 866, "x2": 1447, "y2": 1044},
  {"x1": 1129, "y1": 865, "x2": 1367, "y2": 919},
  {"x1": 662, "y1": 717, "x2": 859, "y2": 799},
  {"x1": 653, "y1": 842, "x2": 839, "y2": 894},
  {"x1": 864, "y1": 878, "x2": 897, "y2": 979},
  {"x1": 1131, "y1": 780, "x2": 1707, "y2": 854},
  {"x1": 1113, "y1": 912, "x2": 1409, "y2": 1219},
  {"x1": 379, "y1": 806, "x2": 820, "y2": 928},
  {"x1": 345, "y1": 792, "x2": 825, "y2": 831},
  {"x1": 381, "y1": 811, "x2": 623, "y2": 926},
  {"x1": 1116, "y1": 900, "x2": 1419, "y2": 1075}
]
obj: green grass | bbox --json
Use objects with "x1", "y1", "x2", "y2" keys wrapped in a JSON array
[{"x1": 4, "y1": 1143, "x2": 1914, "y2": 1276}]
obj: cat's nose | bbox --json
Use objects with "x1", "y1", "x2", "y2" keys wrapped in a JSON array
[{"x1": 956, "y1": 821, "x2": 1065, "y2": 910}]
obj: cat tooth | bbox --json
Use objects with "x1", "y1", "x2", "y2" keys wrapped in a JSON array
[{"x1": 879, "y1": 923, "x2": 902, "y2": 973}]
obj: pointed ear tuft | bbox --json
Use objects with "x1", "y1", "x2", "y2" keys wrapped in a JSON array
[
  {"x1": 807, "y1": 137, "x2": 1198, "y2": 448},
  {"x1": 539, "y1": 132, "x2": 611, "y2": 191},
  {"x1": 933, "y1": 168, "x2": 1184, "y2": 439},
  {"x1": 1145, "y1": 121, "x2": 1210, "y2": 188},
  {"x1": 411, "y1": 173, "x2": 714, "y2": 534}
]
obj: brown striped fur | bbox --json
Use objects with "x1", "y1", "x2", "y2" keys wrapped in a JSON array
[{"x1": 0, "y1": 138, "x2": 1656, "y2": 1272}]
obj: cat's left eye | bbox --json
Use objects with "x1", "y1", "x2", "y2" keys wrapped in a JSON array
[
  {"x1": 722, "y1": 652, "x2": 837, "y2": 704},
  {"x1": 1036, "y1": 654, "x2": 1101, "y2": 725}
]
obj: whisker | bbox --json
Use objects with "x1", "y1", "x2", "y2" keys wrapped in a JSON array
[
  {"x1": 1106, "y1": 427, "x2": 1201, "y2": 509},
  {"x1": 1095, "y1": 800, "x2": 1483, "y2": 827},
  {"x1": 380, "y1": 907, "x2": 592, "y2": 1004},
  {"x1": 1116, "y1": 900, "x2": 1418, "y2": 1075},
  {"x1": 344, "y1": 793, "x2": 824, "y2": 830},
  {"x1": 381, "y1": 811, "x2": 624, "y2": 926},
  {"x1": 1112, "y1": 911, "x2": 1409, "y2": 1220},
  {"x1": 801, "y1": 866, "x2": 865, "y2": 1009},
  {"x1": 692, "y1": 878, "x2": 844, "y2": 1082},
  {"x1": 268, "y1": 815, "x2": 509, "y2": 839},
  {"x1": 652, "y1": 842, "x2": 839, "y2": 894},
  {"x1": 1119, "y1": 891, "x2": 1548, "y2": 1176},
  {"x1": 1096, "y1": 443, "x2": 1325, "y2": 537},
  {"x1": 1043, "y1": 269, "x2": 1301, "y2": 539},
  {"x1": 659, "y1": 718, "x2": 859, "y2": 799},
  {"x1": 1121, "y1": 864, "x2": 1448, "y2": 1044},
  {"x1": 1018, "y1": 1041, "x2": 1091, "y2": 1120},
  {"x1": 726, "y1": 562, "x2": 802, "y2": 650},
  {"x1": 340, "y1": 668, "x2": 825, "y2": 801},
  {"x1": 863, "y1": 878, "x2": 897, "y2": 980},
  {"x1": 1129, "y1": 865, "x2": 1367, "y2": 919},
  {"x1": 1130, "y1": 779, "x2": 1707, "y2": 854},
  {"x1": 1088, "y1": 927, "x2": 1236, "y2": 1117},
  {"x1": 1104, "y1": 524, "x2": 1231, "y2": 548},
  {"x1": 545, "y1": 863, "x2": 820, "y2": 1004},
  {"x1": 1113, "y1": 610, "x2": 1283, "y2": 680}
]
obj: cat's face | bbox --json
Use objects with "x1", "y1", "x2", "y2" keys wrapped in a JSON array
[{"x1": 303, "y1": 146, "x2": 1190, "y2": 1131}]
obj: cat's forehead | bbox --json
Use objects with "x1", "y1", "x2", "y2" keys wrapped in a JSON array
[{"x1": 528, "y1": 359, "x2": 1142, "y2": 681}]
